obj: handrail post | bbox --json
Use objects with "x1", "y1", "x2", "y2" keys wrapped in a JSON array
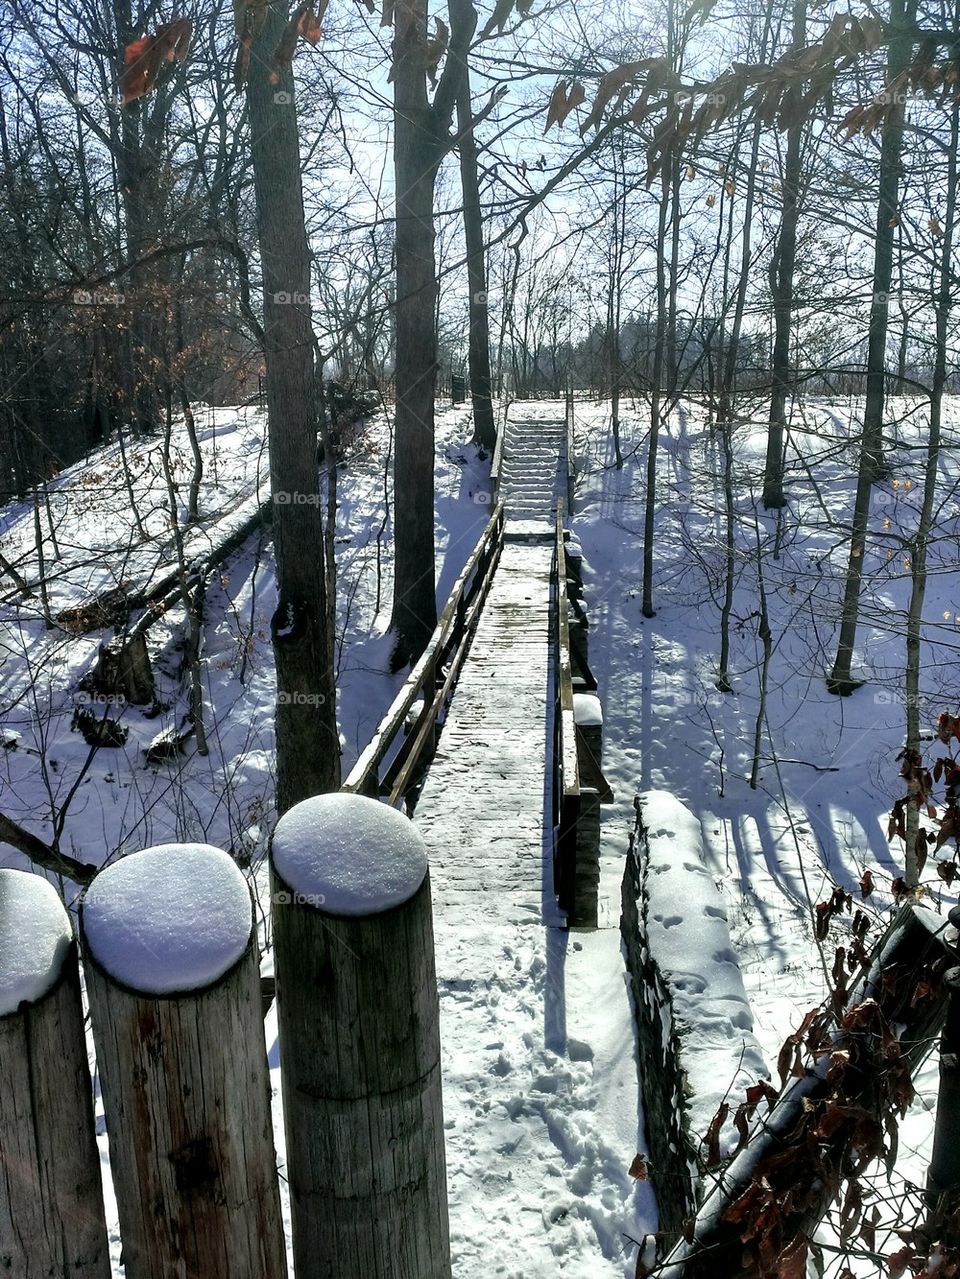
[
  {"x1": 565, "y1": 385, "x2": 575, "y2": 514},
  {"x1": 553, "y1": 498, "x2": 582, "y2": 921}
]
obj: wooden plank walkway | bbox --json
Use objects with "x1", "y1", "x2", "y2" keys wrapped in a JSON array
[
  {"x1": 414, "y1": 538, "x2": 556, "y2": 927},
  {"x1": 415, "y1": 406, "x2": 568, "y2": 918},
  {"x1": 413, "y1": 411, "x2": 577, "y2": 1271}
]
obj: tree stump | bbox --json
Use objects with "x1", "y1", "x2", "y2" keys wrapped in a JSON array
[
  {"x1": 0, "y1": 869, "x2": 110, "y2": 1278},
  {"x1": 271, "y1": 793, "x2": 451, "y2": 1279},
  {"x1": 90, "y1": 633, "x2": 155, "y2": 705},
  {"x1": 80, "y1": 843, "x2": 286, "y2": 1279}
]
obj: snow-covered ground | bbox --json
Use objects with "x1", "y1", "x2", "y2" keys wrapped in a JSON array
[
  {"x1": 2, "y1": 392, "x2": 958, "y2": 1275},
  {"x1": 571, "y1": 392, "x2": 960, "y2": 1273}
]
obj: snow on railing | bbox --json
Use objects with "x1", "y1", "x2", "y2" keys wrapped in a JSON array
[
  {"x1": 552, "y1": 500, "x2": 612, "y2": 926},
  {"x1": 343, "y1": 499, "x2": 505, "y2": 809}
]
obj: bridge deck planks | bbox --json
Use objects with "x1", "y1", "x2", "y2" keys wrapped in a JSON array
[
  {"x1": 415, "y1": 539, "x2": 555, "y2": 927},
  {"x1": 411, "y1": 412, "x2": 581, "y2": 1270}
]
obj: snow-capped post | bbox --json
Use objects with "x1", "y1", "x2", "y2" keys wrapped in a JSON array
[
  {"x1": 564, "y1": 535, "x2": 584, "y2": 591},
  {"x1": 0, "y1": 870, "x2": 110, "y2": 1278},
  {"x1": 79, "y1": 844, "x2": 286, "y2": 1279},
  {"x1": 270, "y1": 793, "x2": 451, "y2": 1279}
]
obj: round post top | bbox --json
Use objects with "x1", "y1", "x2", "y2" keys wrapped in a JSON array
[
  {"x1": 0, "y1": 870, "x2": 72, "y2": 1016},
  {"x1": 271, "y1": 793, "x2": 428, "y2": 917},
  {"x1": 82, "y1": 843, "x2": 252, "y2": 995},
  {"x1": 573, "y1": 692, "x2": 603, "y2": 727}
]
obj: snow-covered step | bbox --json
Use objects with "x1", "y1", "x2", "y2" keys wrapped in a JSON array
[{"x1": 498, "y1": 409, "x2": 570, "y2": 528}]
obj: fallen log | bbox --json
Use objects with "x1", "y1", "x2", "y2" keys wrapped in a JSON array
[
  {"x1": 656, "y1": 902, "x2": 956, "y2": 1277},
  {"x1": 55, "y1": 497, "x2": 271, "y2": 636},
  {"x1": 0, "y1": 812, "x2": 98, "y2": 885}
]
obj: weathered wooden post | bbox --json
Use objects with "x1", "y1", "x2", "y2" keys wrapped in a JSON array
[
  {"x1": 569, "y1": 693, "x2": 605, "y2": 928},
  {"x1": 564, "y1": 536, "x2": 584, "y2": 591},
  {"x1": 80, "y1": 843, "x2": 286, "y2": 1279},
  {"x1": 0, "y1": 869, "x2": 110, "y2": 1279},
  {"x1": 270, "y1": 793, "x2": 451, "y2": 1279}
]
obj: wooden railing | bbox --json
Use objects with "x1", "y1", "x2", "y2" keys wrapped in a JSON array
[
  {"x1": 564, "y1": 387, "x2": 575, "y2": 513},
  {"x1": 491, "y1": 396, "x2": 510, "y2": 496},
  {"x1": 342, "y1": 500, "x2": 506, "y2": 808},
  {"x1": 553, "y1": 500, "x2": 581, "y2": 914}
]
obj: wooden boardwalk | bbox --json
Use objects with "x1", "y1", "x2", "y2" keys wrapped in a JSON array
[
  {"x1": 414, "y1": 406, "x2": 568, "y2": 921},
  {"x1": 413, "y1": 412, "x2": 575, "y2": 1270},
  {"x1": 414, "y1": 538, "x2": 556, "y2": 927}
]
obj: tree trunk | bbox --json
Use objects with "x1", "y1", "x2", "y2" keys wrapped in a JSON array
[
  {"x1": 641, "y1": 169, "x2": 671, "y2": 619},
  {"x1": 828, "y1": 0, "x2": 916, "y2": 694},
  {"x1": 902, "y1": 96, "x2": 957, "y2": 885},
  {"x1": 247, "y1": 0, "x2": 340, "y2": 807},
  {"x1": 763, "y1": 0, "x2": 805, "y2": 510},
  {"x1": 389, "y1": 0, "x2": 443, "y2": 668},
  {"x1": 861, "y1": 0, "x2": 916, "y2": 481},
  {"x1": 456, "y1": 61, "x2": 496, "y2": 454}
]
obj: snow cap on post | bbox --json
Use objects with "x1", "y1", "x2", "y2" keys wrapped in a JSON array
[
  {"x1": 0, "y1": 870, "x2": 72, "y2": 1015},
  {"x1": 81, "y1": 844, "x2": 252, "y2": 996},
  {"x1": 573, "y1": 692, "x2": 603, "y2": 727},
  {"x1": 272, "y1": 793, "x2": 428, "y2": 917}
]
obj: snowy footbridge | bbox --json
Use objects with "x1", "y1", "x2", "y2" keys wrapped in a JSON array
[
  {"x1": 342, "y1": 399, "x2": 597, "y2": 921},
  {"x1": 340, "y1": 401, "x2": 616, "y2": 1269}
]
